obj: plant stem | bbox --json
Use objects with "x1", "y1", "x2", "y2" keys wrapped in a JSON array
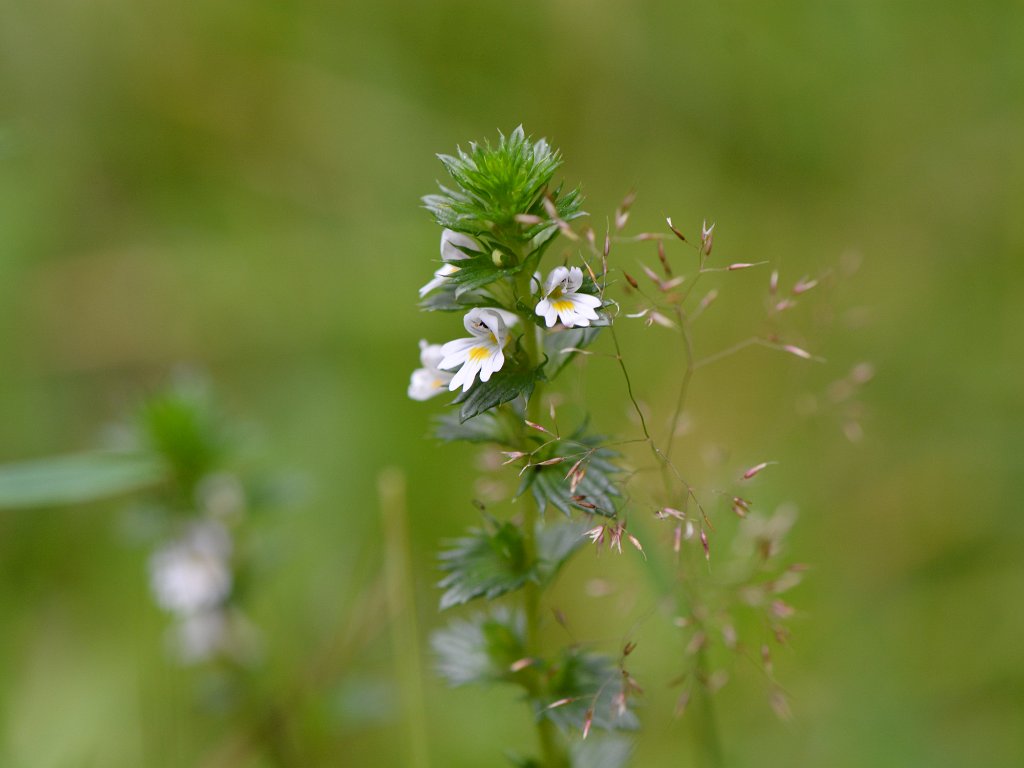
[
  {"x1": 515, "y1": 270, "x2": 569, "y2": 768},
  {"x1": 692, "y1": 647, "x2": 725, "y2": 768},
  {"x1": 379, "y1": 468, "x2": 431, "y2": 768}
]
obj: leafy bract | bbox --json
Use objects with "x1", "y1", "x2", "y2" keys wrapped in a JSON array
[
  {"x1": 521, "y1": 436, "x2": 623, "y2": 518},
  {"x1": 432, "y1": 609, "x2": 526, "y2": 687},
  {"x1": 423, "y1": 126, "x2": 584, "y2": 255},
  {"x1": 438, "y1": 520, "x2": 529, "y2": 610},
  {"x1": 454, "y1": 365, "x2": 543, "y2": 423},
  {"x1": 540, "y1": 648, "x2": 640, "y2": 734},
  {"x1": 432, "y1": 411, "x2": 509, "y2": 444},
  {"x1": 437, "y1": 519, "x2": 588, "y2": 610}
]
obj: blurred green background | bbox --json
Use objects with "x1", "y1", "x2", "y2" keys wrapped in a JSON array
[{"x1": 1, "y1": 0, "x2": 1022, "y2": 766}]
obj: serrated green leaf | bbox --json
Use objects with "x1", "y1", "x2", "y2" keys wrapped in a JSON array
[
  {"x1": 543, "y1": 326, "x2": 604, "y2": 380},
  {"x1": 418, "y1": 279, "x2": 492, "y2": 312},
  {"x1": 432, "y1": 608, "x2": 525, "y2": 687},
  {"x1": 438, "y1": 521, "x2": 530, "y2": 609},
  {"x1": 540, "y1": 649, "x2": 640, "y2": 734},
  {"x1": 0, "y1": 452, "x2": 167, "y2": 510},
  {"x1": 456, "y1": 366, "x2": 542, "y2": 422},
  {"x1": 536, "y1": 521, "x2": 588, "y2": 584},
  {"x1": 570, "y1": 737, "x2": 633, "y2": 768},
  {"x1": 432, "y1": 411, "x2": 509, "y2": 443},
  {"x1": 523, "y1": 440, "x2": 622, "y2": 518}
]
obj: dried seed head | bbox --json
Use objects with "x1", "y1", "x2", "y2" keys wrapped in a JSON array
[
  {"x1": 698, "y1": 288, "x2": 719, "y2": 312},
  {"x1": 627, "y1": 533, "x2": 647, "y2": 560},
  {"x1": 536, "y1": 457, "x2": 564, "y2": 467},
  {"x1": 732, "y1": 497, "x2": 751, "y2": 517},
  {"x1": 582, "y1": 709, "x2": 594, "y2": 739},
  {"x1": 666, "y1": 217, "x2": 687, "y2": 242},
  {"x1": 782, "y1": 344, "x2": 813, "y2": 360},
  {"x1": 623, "y1": 271, "x2": 639, "y2": 289},
  {"x1": 686, "y1": 631, "x2": 706, "y2": 655},
  {"x1": 850, "y1": 361, "x2": 875, "y2": 384},
  {"x1": 792, "y1": 276, "x2": 818, "y2": 295},
  {"x1": 510, "y1": 657, "x2": 534, "y2": 673},
  {"x1": 742, "y1": 461, "x2": 774, "y2": 480},
  {"x1": 722, "y1": 624, "x2": 738, "y2": 649},
  {"x1": 656, "y1": 506, "x2": 686, "y2": 521},
  {"x1": 658, "y1": 240, "x2": 672, "y2": 275},
  {"x1": 675, "y1": 691, "x2": 691, "y2": 718},
  {"x1": 769, "y1": 269, "x2": 779, "y2": 294},
  {"x1": 700, "y1": 529, "x2": 710, "y2": 560},
  {"x1": 701, "y1": 220, "x2": 715, "y2": 256}
]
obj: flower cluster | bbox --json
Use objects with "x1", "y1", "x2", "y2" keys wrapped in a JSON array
[
  {"x1": 148, "y1": 473, "x2": 255, "y2": 664},
  {"x1": 410, "y1": 226, "x2": 603, "y2": 400}
]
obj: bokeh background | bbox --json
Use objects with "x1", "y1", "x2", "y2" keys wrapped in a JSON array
[{"x1": 1, "y1": 1, "x2": 1022, "y2": 766}]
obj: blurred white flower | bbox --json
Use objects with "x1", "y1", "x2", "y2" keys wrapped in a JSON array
[
  {"x1": 439, "y1": 308, "x2": 518, "y2": 393},
  {"x1": 149, "y1": 521, "x2": 232, "y2": 615},
  {"x1": 535, "y1": 266, "x2": 601, "y2": 328},
  {"x1": 419, "y1": 229, "x2": 481, "y2": 297},
  {"x1": 408, "y1": 339, "x2": 453, "y2": 400}
]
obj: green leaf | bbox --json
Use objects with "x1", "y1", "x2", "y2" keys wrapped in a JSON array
[
  {"x1": 540, "y1": 648, "x2": 640, "y2": 734},
  {"x1": 570, "y1": 738, "x2": 633, "y2": 768},
  {"x1": 447, "y1": 254, "x2": 520, "y2": 297},
  {"x1": 139, "y1": 380, "x2": 224, "y2": 490},
  {"x1": 432, "y1": 608, "x2": 526, "y2": 687},
  {"x1": 455, "y1": 366, "x2": 542, "y2": 423},
  {"x1": 536, "y1": 521, "x2": 589, "y2": 584},
  {"x1": 522, "y1": 438, "x2": 622, "y2": 518},
  {"x1": 543, "y1": 326, "x2": 604, "y2": 380},
  {"x1": 0, "y1": 452, "x2": 167, "y2": 510},
  {"x1": 432, "y1": 411, "x2": 509, "y2": 443},
  {"x1": 418, "y1": 279, "x2": 492, "y2": 312},
  {"x1": 438, "y1": 520, "x2": 530, "y2": 609}
]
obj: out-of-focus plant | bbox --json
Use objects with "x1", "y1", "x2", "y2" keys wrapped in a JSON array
[{"x1": 410, "y1": 128, "x2": 859, "y2": 767}]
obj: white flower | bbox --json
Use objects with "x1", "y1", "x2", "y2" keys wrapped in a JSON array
[
  {"x1": 149, "y1": 521, "x2": 232, "y2": 615},
  {"x1": 419, "y1": 229, "x2": 481, "y2": 297},
  {"x1": 439, "y1": 308, "x2": 518, "y2": 393},
  {"x1": 408, "y1": 340, "x2": 453, "y2": 400},
  {"x1": 535, "y1": 266, "x2": 602, "y2": 328}
]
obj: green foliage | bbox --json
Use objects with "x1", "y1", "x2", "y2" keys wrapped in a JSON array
[
  {"x1": 432, "y1": 411, "x2": 511, "y2": 444},
  {"x1": 438, "y1": 519, "x2": 530, "y2": 609},
  {"x1": 418, "y1": 280, "x2": 492, "y2": 312},
  {"x1": 520, "y1": 437, "x2": 623, "y2": 518},
  {"x1": 432, "y1": 609, "x2": 526, "y2": 687},
  {"x1": 541, "y1": 648, "x2": 639, "y2": 734},
  {"x1": 543, "y1": 325, "x2": 604, "y2": 380},
  {"x1": 139, "y1": 379, "x2": 225, "y2": 494},
  {"x1": 454, "y1": 365, "x2": 544, "y2": 423},
  {"x1": 0, "y1": 452, "x2": 167, "y2": 510},
  {"x1": 424, "y1": 126, "x2": 572, "y2": 232},
  {"x1": 423, "y1": 127, "x2": 584, "y2": 266},
  {"x1": 569, "y1": 738, "x2": 633, "y2": 768},
  {"x1": 536, "y1": 520, "x2": 589, "y2": 583},
  {"x1": 437, "y1": 519, "x2": 588, "y2": 610}
]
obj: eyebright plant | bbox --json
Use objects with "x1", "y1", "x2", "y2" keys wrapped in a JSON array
[{"x1": 411, "y1": 127, "x2": 851, "y2": 768}]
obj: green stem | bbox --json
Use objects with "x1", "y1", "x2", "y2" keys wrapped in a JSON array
[
  {"x1": 379, "y1": 468, "x2": 431, "y2": 768},
  {"x1": 692, "y1": 648, "x2": 725, "y2": 768},
  {"x1": 515, "y1": 270, "x2": 569, "y2": 768}
]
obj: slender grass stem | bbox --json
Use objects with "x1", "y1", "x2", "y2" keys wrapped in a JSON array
[{"x1": 379, "y1": 468, "x2": 431, "y2": 768}]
